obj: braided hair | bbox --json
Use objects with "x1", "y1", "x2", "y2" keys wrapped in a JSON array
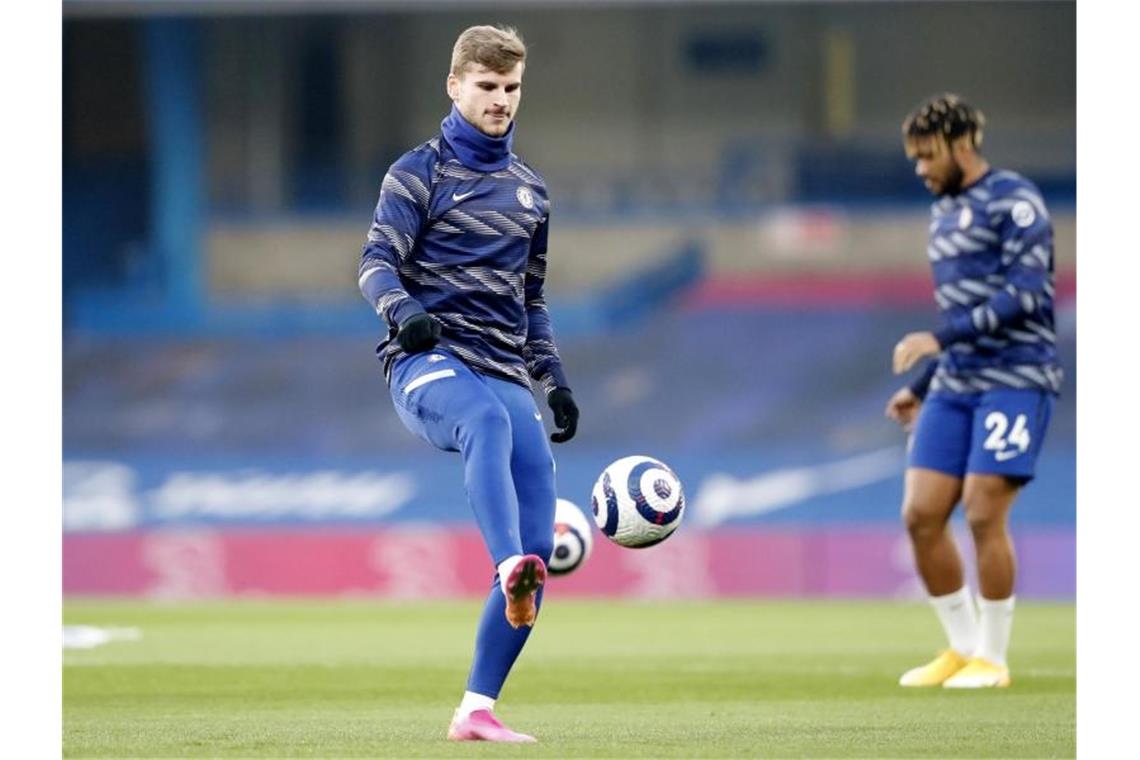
[{"x1": 902, "y1": 94, "x2": 985, "y2": 150}]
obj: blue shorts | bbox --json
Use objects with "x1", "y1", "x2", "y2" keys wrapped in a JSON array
[{"x1": 908, "y1": 388, "x2": 1054, "y2": 482}]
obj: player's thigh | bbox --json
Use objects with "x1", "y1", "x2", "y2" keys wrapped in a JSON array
[
  {"x1": 965, "y1": 389, "x2": 1054, "y2": 484},
  {"x1": 482, "y1": 376, "x2": 554, "y2": 480},
  {"x1": 485, "y1": 376, "x2": 556, "y2": 553},
  {"x1": 388, "y1": 349, "x2": 502, "y2": 452},
  {"x1": 903, "y1": 466, "x2": 963, "y2": 530}
]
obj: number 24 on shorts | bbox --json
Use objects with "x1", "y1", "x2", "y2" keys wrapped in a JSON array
[{"x1": 983, "y1": 412, "x2": 1030, "y2": 461}]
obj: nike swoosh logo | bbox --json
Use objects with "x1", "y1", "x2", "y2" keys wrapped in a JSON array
[
  {"x1": 452, "y1": 191, "x2": 475, "y2": 202},
  {"x1": 534, "y1": 412, "x2": 542, "y2": 421},
  {"x1": 994, "y1": 449, "x2": 1022, "y2": 462}
]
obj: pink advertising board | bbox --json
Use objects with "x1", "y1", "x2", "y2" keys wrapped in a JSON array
[{"x1": 63, "y1": 526, "x2": 1074, "y2": 599}]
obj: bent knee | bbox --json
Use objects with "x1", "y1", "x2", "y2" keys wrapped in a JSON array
[
  {"x1": 963, "y1": 475, "x2": 1018, "y2": 506},
  {"x1": 901, "y1": 468, "x2": 961, "y2": 538},
  {"x1": 901, "y1": 498, "x2": 954, "y2": 539},
  {"x1": 963, "y1": 500, "x2": 1010, "y2": 534},
  {"x1": 962, "y1": 475, "x2": 1019, "y2": 531},
  {"x1": 459, "y1": 403, "x2": 512, "y2": 441}
]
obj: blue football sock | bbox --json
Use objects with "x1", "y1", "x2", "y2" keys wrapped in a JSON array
[{"x1": 466, "y1": 581, "x2": 547, "y2": 697}]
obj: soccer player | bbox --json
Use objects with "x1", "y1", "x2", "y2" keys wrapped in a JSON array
[
  {"x1": 886, "y1": 94, "x2": 1061, "y2": 689},
  {"x1": 357, "y1": 25, "x2": 579, "y2": 741}
]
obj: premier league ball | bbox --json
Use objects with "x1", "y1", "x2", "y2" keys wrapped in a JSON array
[
  {"x1": 548, "y1": 498, "x2": 594, "y2": 576},
  {"x1": 591, "y1": 455, "x2": 685, "y2": 548}
]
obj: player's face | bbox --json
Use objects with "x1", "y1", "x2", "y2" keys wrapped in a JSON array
[
  {"x1": 447, "y1": 63, "x2": 523, "y2": 137},
  {"x1": 906, "y1": 136, "x2": 965, "y2": 196}
]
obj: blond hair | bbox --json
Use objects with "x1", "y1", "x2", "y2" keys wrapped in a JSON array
[{"x1": 450, "y1": 25, "x2": 527, "y2": 76}]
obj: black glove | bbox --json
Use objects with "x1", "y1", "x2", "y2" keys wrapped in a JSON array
[
  {"x1": 396, "y1": 313, "x2": 441, "y2": 353},
  {"x1": 547, "y1": 387, "x2": 579, "y2": 443}
]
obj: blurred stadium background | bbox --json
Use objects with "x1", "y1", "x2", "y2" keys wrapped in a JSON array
[{"x1": 62, "y1": 0, "x2": 1075, "y2": 601}]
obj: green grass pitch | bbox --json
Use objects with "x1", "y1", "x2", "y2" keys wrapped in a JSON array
[{"x1": 64, "y1": 599, "x2": 1074, "y2": 757}]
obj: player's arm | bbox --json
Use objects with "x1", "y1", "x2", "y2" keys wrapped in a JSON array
[
  {"x1": 892, "y1": 331, "x2": 941, "y2": 374},
  {"x1": 931, "y1": 198, "x2": 1053, "y2": 348},
  {"x1": 885, "y1": 361, "x2": 936, "y2": 432},
  {"x1": 895, "y1": 198, "x2": 1052, "y2": 373},
  {"x1": 907, "y1": 360, "x2": 937, "y2": 400},
  {"x1": 358, "y1": 155, "x2": 440, "y2": 351},
  {"x1": 522, "y1": 215, "x2": 578, "y2": 442}
]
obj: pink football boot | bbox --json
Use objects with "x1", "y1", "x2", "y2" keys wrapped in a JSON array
[
  {"x1": 447, "y1": 709, "x2": 536, "y2": 743},
  {"x1": 503, "y1": 554, "x2": 546, "y2": 629}
]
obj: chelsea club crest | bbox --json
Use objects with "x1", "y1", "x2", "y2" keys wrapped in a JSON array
[
  {"x1": 958, "y1": 205, "x2": 973, "y2": 229},
  {"x1": 516, "y1": 186, "x2": 534, "y2": 210}
]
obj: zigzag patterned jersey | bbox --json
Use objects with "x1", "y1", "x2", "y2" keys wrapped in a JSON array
[
  {"x1": 358, "y1": 135, "x2": 568, "y2": 394},
  {"x1": 926, "y1": 169, "x2": 1063, "y2": 395}
]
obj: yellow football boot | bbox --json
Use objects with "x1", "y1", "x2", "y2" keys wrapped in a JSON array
[
  {"x1": 898, "y1": 649, "x2": 970, "y2": 687},
  {"x1": 942, "y1": 657, "x2": 1011, "y2": 688}
]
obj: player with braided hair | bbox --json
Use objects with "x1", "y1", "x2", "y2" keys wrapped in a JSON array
[{"x1": 886, "y1": 94, "x2": 1061, "y2": 688}]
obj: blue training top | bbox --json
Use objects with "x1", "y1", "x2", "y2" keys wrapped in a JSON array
[
  {"x1": 358, "y1": 105, "x2": 570, "y2": 395},
  {"x1": 912, "y1": 168, "x2": 1063, "y2": 397}
]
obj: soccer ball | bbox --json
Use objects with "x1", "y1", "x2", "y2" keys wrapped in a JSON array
[
  {"x1": 548, "y1": 498, "x2": 594, "y2": 576},
  {"x1": 591, "y1": 455, "x2": 685, "y2": 548}
]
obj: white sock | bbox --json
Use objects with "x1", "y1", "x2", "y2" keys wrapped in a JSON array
[
  {"x1": 496, "y1": 555, "x2": 523, "y2": 596},
  {"x1": 928, "y1": 586, "x2": 979, "y2": 657},
  {"x1": 975, "y1": 595, "x2": 1015, "y2": 666},
  {"x1": 457, "y1": 690, "x2": 495, "y2": 719}
]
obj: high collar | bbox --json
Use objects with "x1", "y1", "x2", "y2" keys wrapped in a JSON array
[{"x1": 441, "y1": 104, "x2": 515, "y2": 172}]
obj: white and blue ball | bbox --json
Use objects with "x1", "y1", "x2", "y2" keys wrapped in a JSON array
[
  {"x1": 591, "y1": 455, "x2": 685, "y2": 548},
  {"x1": 548, "y1": 498, "x2": 594, "y2": 576}
]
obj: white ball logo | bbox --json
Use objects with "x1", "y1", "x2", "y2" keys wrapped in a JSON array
[{"x1": 516, "y1": 186, "x2": 534, "y2": 210}]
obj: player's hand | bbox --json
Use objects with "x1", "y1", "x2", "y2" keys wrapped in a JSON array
[
  {"x1": 885, "y1": 386, "x2": 922, "y2": 433},
  {"x1": 892, "y1": 331, "x2": 940, "y2": 374},
  {"x1": 547, "y1": 387, "x2": 579, "y2": 444},
  {"x1": 396, "y1": 313, "x2": 442, "y2": 353}
]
